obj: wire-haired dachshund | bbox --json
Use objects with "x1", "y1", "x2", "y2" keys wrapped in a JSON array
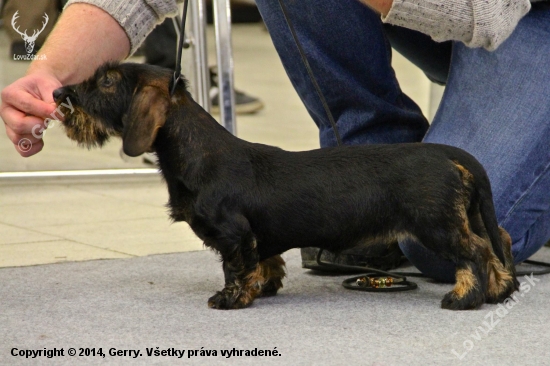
[{"x1": 53, "y1": 62, "x2": 519, "y2": 310}]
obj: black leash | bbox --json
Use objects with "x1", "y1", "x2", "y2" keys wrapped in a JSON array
[
  {"x1": 277, "y1": 0, "x2": 342, "y2": 146},
  {"x1": 170, "y1": 0, "x2": 190, "y2": 97},
  {"x1": 517, "y1": 259, "x2": 550, "y2": 276}
]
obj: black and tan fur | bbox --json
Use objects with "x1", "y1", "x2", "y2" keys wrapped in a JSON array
[{"x1": 53, "y1": 62, "x2": 519, "y2": 310}]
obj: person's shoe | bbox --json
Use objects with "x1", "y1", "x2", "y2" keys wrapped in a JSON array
[
  {"x1": 209, "y1": 67, "x2": 264, "y2": 115},
  {"x1": 301, "y1": 242, "x2": 405, "y2": 273}
]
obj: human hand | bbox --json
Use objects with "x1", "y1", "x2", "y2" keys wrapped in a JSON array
[
  {"x1": 0, "y1": 71, "x2": 61, "y2": 157},
  {"x1": 356, "y1": 0, "x2": 393, "y2": 15}
]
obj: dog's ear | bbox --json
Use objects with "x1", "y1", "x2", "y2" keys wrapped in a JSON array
[{"x1": 122, "y1": 86, "x2": 169, "y2": 157}]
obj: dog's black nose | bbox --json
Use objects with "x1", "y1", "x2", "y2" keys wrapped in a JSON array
[{"x1": 52, "y1": 87, "x2": 66, "y2": 102}]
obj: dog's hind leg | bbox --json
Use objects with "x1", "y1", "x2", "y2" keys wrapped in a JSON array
[
  {"x1": 441, "y1": 240, "x2": 488, "y2": 310},
  {"x1": 467, "y1": 204, "x2": 518, "y2": 303},
  {"x1": 485, "y1": 228, "x2": 519, "y2": 303},
  {"x1": 414, "y1": 214, "x2": 488, "y2": 309},
  {"x1": 439, "y1": 210, "x2": 517, "y2": 309},
  {"x1": 438, "y1": 162, "x2": 511, "y2": 310},
  {"x1": 438, "y1": 218, "x2": 490, "y2": 310}
]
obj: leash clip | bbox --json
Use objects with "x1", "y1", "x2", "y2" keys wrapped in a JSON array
[{"x1": 170, "y1": 72, "x2": 182, "y2": 97}]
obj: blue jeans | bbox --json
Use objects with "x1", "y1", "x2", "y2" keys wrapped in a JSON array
[{"x1": 255, "y1": 0, "x2": 550, "y2": 282}]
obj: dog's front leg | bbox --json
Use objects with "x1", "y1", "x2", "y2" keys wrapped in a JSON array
[
  {"x1": 208, "y1": 252, "x2": 286, "y2": 309},
  {"x1": 208, "y1": 249, "x2": 260, "y2": 310},
  {"x1": 204, "y1": 214, "x2": 263, "y2": 310}
]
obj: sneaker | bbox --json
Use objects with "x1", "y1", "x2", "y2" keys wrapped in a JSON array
[
  {"x1": 301, "y1": 242, "x2": 405, "y2": 273},
  {"x1": 209, "y1": 67, "x2": 264, "y2": 115}
]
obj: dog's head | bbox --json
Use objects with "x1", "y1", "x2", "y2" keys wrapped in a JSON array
[{"x1": 53, "y1": 62, "x2": 175, "y2": 156}]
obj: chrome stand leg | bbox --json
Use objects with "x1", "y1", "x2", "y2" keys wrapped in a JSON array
[
  {"x1": 213, "y1": 0, "x2": 236, "y2": 134},
  {"x1": 189, "y1": 0, "x2": 210, "y2": 111},
  {"x1": 181, "y1": 0, "x2": 210, "y2": 112}
]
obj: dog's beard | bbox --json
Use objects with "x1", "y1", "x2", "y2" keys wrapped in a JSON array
[{"x1": 61, "y1": 107, "x2": 113, "y2": 149}]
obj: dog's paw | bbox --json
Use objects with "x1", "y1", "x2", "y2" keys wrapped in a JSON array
[
  {"x1": 207, "y1": 287, "x2": 253, "y2": 310},
  {"x1": 441, "y1": 290, "x2": 484, "y2": 310},
  {"x1": 485, "y1": 277, "x2": 518, "y2": 304},
  {"x1": 257, "y1": 278, "x2": 283, "y2": 298},
  {"x1": 207, "y1": 291, "x2": 231, "y2": 310},
  {"x1": 485, "y1": 260, "x2": 519, "y2": 304}
]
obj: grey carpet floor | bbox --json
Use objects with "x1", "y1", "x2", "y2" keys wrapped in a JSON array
[{"x1": 1, "y1": 248, "x2": 549, "y2": 366}]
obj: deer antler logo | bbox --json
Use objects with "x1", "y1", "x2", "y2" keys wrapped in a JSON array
[{"x1": 11, "y1": 11, "x2": 49, "y2": 54}]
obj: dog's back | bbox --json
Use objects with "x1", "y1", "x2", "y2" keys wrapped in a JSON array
[{"x1": 230, "y1": 143, "x2": 493, "y2": 256}]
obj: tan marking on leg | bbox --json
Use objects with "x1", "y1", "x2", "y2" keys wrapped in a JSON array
[
  {"x1": 450, "y1": 176, "x2": 472, "y2": 246},
  {"x1": 486, "y1": 254, "x2": 513, "y2": 299},
  {"x1": 453, "y1": 161, "x2": 474, "y2": 187},
  {"x1": 259, "y1": 255, "x2": 286, "y2": 283},
  {"x1": 258, "y1": 255, "x2": 286, "y2": 296},
  {"x1": 454, "y1": 266, "x2": 477, "y2": 299},
  {"x1": 456, "y1": 208, "x2": 475, "y2": 258},
  {"x1": 236, "y1": 266, "x2": 263, "y2": 307},
  {"x1": 236, "y1": 255, "x2": 286, "y2": 307},
  {"x1": 453, "y1": 162, "x2": 475, "y2": 224},
  {"x1": 486, "y1": 227, "x2": 515, "y2": 300}
]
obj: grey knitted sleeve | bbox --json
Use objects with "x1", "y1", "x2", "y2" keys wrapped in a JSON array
[
  {"x1": 65, "y1": 0, "x2": 179, "y2": 55},
  {"x1": 382, "y1": 0, "x2": 531, "y2": 50}
]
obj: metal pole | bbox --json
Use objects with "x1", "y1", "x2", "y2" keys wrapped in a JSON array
[
  {"x1": 188, "y1": 0, "x2": 210, "y2": 111},
  {"x1": 213, "y1": 0, "x2": 236, "y2": 134}
]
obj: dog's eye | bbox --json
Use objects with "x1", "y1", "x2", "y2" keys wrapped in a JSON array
[{"x1": 102, "y1": 77, "x2": 114, "y2": 88}]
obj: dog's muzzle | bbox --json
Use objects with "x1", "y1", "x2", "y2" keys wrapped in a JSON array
[{"x1": 53, "y1": 87, "x2": 75, "y2": 104}]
